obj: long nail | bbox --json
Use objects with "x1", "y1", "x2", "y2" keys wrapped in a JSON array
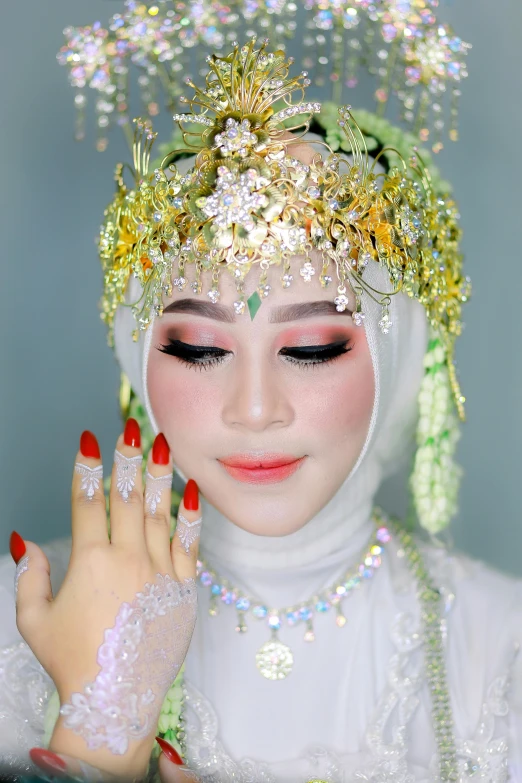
[
  {"x1": 80, "y1": 430, "x2": 101, "y2": 459},
  {"x1": 29, "y1": 748, "x2": 68, "y2": 776},
  {"x1": 183, "y1": 479, "x2": 199, "y2": 511},
  {"x1": 124, "y1": 418, "x2": 141, "y2": 448},
  {"x1": 155, "y1": 736, "x2": 184, "y2": 765},
  {"x1": 10, "y1": 531, "x2": 26, "y2": 564},
  {"x1": 152, "y1": 433, "x2": 170, "y2": 465}
]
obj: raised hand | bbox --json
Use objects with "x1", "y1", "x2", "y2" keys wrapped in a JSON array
[{"x1": 11, "y1": 420, "x2": 201, "y2": 781}]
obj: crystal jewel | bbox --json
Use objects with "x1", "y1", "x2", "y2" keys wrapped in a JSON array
[{"x1": 300, "y1": 261, "x2": 316, "y2": 282}]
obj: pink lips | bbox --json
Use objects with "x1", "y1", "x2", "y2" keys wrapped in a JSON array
[{"x1": 218, "y1": 454, "x2": 306, "y2": 484}]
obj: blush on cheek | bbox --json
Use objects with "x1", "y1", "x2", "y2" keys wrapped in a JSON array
[
  {"x1": 147, "y1": 357, "x2": 222, "y2": 445},
  {"x1": 297, "y1": 356, "x2": 375, "y2": 444}
]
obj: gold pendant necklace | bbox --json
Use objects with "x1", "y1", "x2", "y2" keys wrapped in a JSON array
[{"x1": 196, "y1": 512, "x2": 392, "y2": 680}]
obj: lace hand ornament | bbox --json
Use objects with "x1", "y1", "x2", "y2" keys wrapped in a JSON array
[
  {"x1": 59, "y1": 570, "x2": 196, "y2": 755},
  {"x1": 12, "y1": 423, "x2": 201, "y2": 781}
]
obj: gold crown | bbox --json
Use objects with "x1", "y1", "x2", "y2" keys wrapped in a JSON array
[{"x1": 98, "y1": 39, "x2": 470, "y2": 418}]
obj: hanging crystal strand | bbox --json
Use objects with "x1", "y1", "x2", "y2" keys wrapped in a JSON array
[
  {"x1": 207, "y1": 269, "x2": 221, "y2": 303},
  {"x1": 352, "y1": 284, "x2": 365, "y2": 327},
  {"x1": 344, "y1": 8, "x2": 363, "y2": 91},
  {"x1": 378, "y1": 299, "x2": 393, "y2": 334},
  {"x1": 280, "y1": 3, "x2": 298, "y2": 51},
  {"x1": 319, "y1": 257, "x2": 332, "y2": 288},
  {"x1": 331, "y1": 18, "x2": 345, "y2": 106},
  {"x1": 362, "y1": 18, "x2": 377, "y2": 79},
  {"x1": 233, "y1": 277, "x2": 246, "y2": 315},
  {"x1": 190, "y1": 261, "x2": 202, "y2": 295},
  {"x1": 173, "y1": 257, "x2": 187, "y2": 291},
  {"x1": 138, "y1": 73, "x2": 152, "y2": 118},
  {"x1": 314, "y1": 32, "x2": 328, "y2": 88},
  {"x1": 258, "y1": 259, "x2": 271, "y2": 299},
  {"x1": 334, "y1": 604, "x2": 347, "y2": 628},
  {"x1": 169, "y1": 44, "x2": 185, "y2": 104},
  {"x1": 235, "y1": 596, "x2": 250, "y2": 633},
  {"x1": 375, "y1": 38, "x2": 399, "y2": 119},
  {"x1": 303, "y1": 616, "x2": 315, "y2": 642},
  {"x1": 208, "y1": 591, "x2": 219, "y2": 617},
  {"x1": 147, "y1": 63, "x2": 161, "y2": 118},
  {"x1": 431, "y1": 100, "x2": 445, "y2": 154},
  {"x1": 74, "y1": 91, "x2": 87, "y2": 141},
  {"x1": 281, "y1": 257, "x2": 294, "y2": 289},
  {"x1": 156, "y1": 60, "x2": 177, "y2": 112},
  {"x1": 114, "y1": 62, "x2": 133, "y2": 149},
  {"x1": 449, "y1": 87, "x2": 462, "y2": 143},
  {"x1": 95, "y1": 99, "x2": 111, "y2": 152},
  {"x1": 264, "y1": 8, "x2": 280, "y2": 50},
  {"x1": 302, "y1": 15, "x2": 316, "y2": 74},
  {"x1": 255, "y1": 8, "x2": 272, "y2": 46},
  {"x1": 400, "y1": 87, "x2": 417, "y2": 130},
  {"x1": 414, "y1": 87, "x2": 432, "y2": 145}
]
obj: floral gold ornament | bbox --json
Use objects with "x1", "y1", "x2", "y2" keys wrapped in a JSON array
[{"x1": 97, "y1": 39, "x2": 470, "y2": 423}]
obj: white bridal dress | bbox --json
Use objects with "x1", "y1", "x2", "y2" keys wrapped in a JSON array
[{"x1": 0, "y1": 272, "x2": 521, "y2": 782}]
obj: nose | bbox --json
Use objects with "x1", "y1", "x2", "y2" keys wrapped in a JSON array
[{"x1": 221, "y1": 351, "x2": 294, "y2": 433}]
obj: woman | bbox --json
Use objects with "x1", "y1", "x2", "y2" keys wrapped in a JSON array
[{"x1": 1, "y1": 35, "x2": 521, "y2": 783}]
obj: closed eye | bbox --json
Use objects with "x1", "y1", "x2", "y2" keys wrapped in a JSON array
[
  {"x1": 279, "y1": 339, "x2": 353, "y2": 367},
  {"x1": 157, "y1": 337, "x2": 353, "y2": 370}
]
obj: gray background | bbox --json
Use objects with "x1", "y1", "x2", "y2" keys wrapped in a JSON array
[{"x1": 1, "y1": 1, "x2": 521, "y2": 576}]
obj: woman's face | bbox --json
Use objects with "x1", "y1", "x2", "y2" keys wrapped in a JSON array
[{"x1": 147, "y1": 262, "x2": 375, "y2": 536}]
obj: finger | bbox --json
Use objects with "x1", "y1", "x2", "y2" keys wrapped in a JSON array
[
  {"x1": 171, "y1": 479, "x2": 201, "y2": 583},
  {"x1": 109, "y1": 418, "x2": 145, "y2": 549},
  {"x1": 144, "y1": 433, "x2": 174, "y2": 571},
  {"x1": 11, "y1": 533, "x2": 52, "y2": 639},
  {"x1": 29, "y1": 747, "x2": 122, "y2": 781},
  {"x1": 71, "y1": 430, "x2": 109, "y2": 552},
  {"x1": 156, "y1": 738, "x2": 201, "y2": 782}
]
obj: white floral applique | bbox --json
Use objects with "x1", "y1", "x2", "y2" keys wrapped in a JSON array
[
  {"x1": 180, "y1": 603, "x2": 428, "y2": 783},
  {"x1": 182, "y1": 680, "x2": 277, "y2": 782},
  {"x1": 0, "y1": 640, "x2": 55, "y2": 780},
  {"x1": 351, "y1": 612, "x2": 424, "y2": 783}
]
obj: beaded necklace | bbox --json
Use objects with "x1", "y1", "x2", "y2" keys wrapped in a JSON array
[
  {"x1": 196, "y1": 514, "x2": 391, "y2": 680},
  {"x1": 157, "y1": 511, "x2": 459, "y2": 782}
]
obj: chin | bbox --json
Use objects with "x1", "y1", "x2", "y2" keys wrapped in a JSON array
[{"x1": 208, "y1": 484, "x2": 317, "y2": 536}]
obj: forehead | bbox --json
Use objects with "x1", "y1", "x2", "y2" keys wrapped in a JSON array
[{"x1": 161, "y1": 252, "x2": 355, "y2": 326}]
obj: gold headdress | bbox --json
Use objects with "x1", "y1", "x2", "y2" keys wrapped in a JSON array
[{"x1": 59, "y1": 7, "x2": 471, "y2": 535}]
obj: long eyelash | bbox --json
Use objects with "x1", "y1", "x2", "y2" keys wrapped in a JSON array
[
  {"x1": 280, "y1": 339, "x2": 353, "y2": 368},
  {"x1": 157, "y1": 338, "x2": 353, "y2": 371},
  {"x1": 157, "y1": 338, "x2": 230, "y2": 371}
]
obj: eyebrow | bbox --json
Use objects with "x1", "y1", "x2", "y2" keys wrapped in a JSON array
[{"x1": 162, "y1": 298, "x2": 353, "y2": 322}]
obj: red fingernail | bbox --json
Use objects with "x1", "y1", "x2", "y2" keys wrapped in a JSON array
[
  {"x1": 124, "y1": 418, "x2": 141, "y2": 448},
  {"x1": 183, "y1": 479, "x2": 199, "y2": 511},
  {"x1": 80, "y1": 430, "x2": 100, "y2": 459},
  {"x1": 152, "y1": 433, "x2": 170, "y2": 465},
  {"x1": 10, "y1": 531, "x2": 26, "y2": 564},
  {"x1": 29, "y1": 748, "x2": 68, "y2": 775},
  {"x1": 155, "y1": 736, "x2": 184, "y2": 765}
]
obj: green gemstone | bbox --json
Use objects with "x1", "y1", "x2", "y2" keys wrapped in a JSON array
[{"x1": 247, "y1": 290, "x2": 263, "y2": 320}]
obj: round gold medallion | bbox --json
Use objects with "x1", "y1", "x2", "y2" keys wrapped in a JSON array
[{"x1": 255, "y1": 640, "x2": 294, "y2": 680}]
